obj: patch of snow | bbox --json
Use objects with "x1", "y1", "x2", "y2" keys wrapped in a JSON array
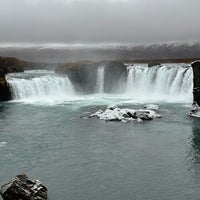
[
  {"x1": 188, "y1": 102, "x2": 200, "y2": 118},
  {"x1": 144, "y1": 104, "x2": 159, "y2": 110},
  {"x1": 90, "y1": 105, "x2": 161, "y2": 123}
]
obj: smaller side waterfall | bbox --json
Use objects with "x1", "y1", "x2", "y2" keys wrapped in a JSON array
[
  {"x1": 6, "y1": 70, "x2": 75, "y2": 102},
  {"x1": 126, "y1": 64, "x2": 193, "y2": 102},
  {"x1": 96, "y1": 66, "x2": 105, "y2": 93}
]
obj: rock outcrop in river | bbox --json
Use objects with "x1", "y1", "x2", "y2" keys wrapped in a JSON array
[
  {"x1": 0, "y1": 174, "x2": 47, "y2": 200},
  {"x1": 90, "y1": 104, "x2": 161, "y2": 123},
  {"x1": 0, "y1": 57, "x2": 25, "y2": 101}
]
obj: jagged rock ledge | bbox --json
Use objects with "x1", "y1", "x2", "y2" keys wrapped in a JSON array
[
  {"x1": 0, "y1": 174, "x2": 47, "y2": 200},
  {"x1": 148, "y1": 61, "x2": 161, "y2": 67},
  {"x1": 0, "y1": 57, "x2": 25, "y2": 101},
  {"x1": 189, "y1": 61, "x2": 200, "y2": 117},
  {"x1": 89, "y1": 104, "x2": 161, "y2": 123}
]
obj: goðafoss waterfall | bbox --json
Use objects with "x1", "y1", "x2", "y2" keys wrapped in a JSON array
[{"x1": 6, "y1": 64, "x2": 193, "y2": 103}]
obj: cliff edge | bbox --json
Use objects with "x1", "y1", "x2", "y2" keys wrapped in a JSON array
[{"x1": 0, "y1": 57, "x2": 25, "y2": 101}]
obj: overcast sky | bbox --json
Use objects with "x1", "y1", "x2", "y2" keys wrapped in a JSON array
[{"x1": 0, "y1": 0, "x2": 200, "y2": 44}]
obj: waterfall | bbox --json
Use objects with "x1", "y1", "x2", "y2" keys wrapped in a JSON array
[
  {"x1": 5, "y1": 64, "x2": 193, "y2": 104},
  {"x1": 96, "y1": 66, "x2": 105, "y2": 93},
  {"x1": 6, "y1": 70, "x2": 75, "y2": 103},
  {"x1": 126, "y1": 64, "x2": 193, "y2": 102}
]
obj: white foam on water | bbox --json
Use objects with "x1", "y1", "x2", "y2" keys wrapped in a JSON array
[{"x1": 0, "y1": 142, "x2": 7, "y2": 148}]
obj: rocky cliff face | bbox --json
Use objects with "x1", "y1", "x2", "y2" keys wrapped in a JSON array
[
  {"x1": 191, "y1": 61, "x2": 200, "y2": 106},
  {"x1": 0, "y1": 174, "x2": 47, "y2": 200},
  {"x1": 0, "y1": 57, "x2": 25, "y2": 101},
  {"x1": 56, "y1": 61, "x2": 127, "y2": 94},
  {"x1": 104, "y1": 61, "x2": 127, "y2": 93},
  {"x1": 56, "y1": 61, "x2": 98, "y2": 93}
]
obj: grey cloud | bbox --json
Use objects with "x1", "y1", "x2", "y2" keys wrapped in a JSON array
[{"x1": 0, "y1": 0, "x2": 200, "y2": 44}]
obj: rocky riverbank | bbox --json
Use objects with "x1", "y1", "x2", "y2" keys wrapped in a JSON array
[
  {"x1": 0, "y1": 57, "x2": 25, "y2": 101},
  {"x1": 188, "y1": 61, "x2": 200, "y2": 118}
]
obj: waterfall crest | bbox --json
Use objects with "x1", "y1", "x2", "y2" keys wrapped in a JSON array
[
  {"x1": 6, "y1": 70, "x2": 75, "y2": 102},
  {"x1": 126, "y1": 64, "x2": 193, "y2": 102},
  {"x1": 6, "y1": 64, "x2": 193, "y2": 104}
]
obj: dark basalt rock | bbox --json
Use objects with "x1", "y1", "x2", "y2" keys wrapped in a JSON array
[
  {"x1": 55, "y1": 61, "x2": 128, "y2": 94},
  {"x1": 191, "y1": 61, "x2": 200, "y2": 106},
  {"x1": 0, "y1": 77, "x2": 11, "y2": 101},
  {"x1": 56, "y1": 61, "x2": 99, "y2": 93},
  {"x1": 148, "y1": 61, "x2": 161, "y2": 67},
  {"x1": 0, "y1": 57, "x2": 25, "y2": 74},
  {"x1": 0, "y1": 57, "x2": 25, "y2": 101},
  {"x1": 104, "y1": 61, "x2": 127, "y2": 93},
  {"x1": 0, "y1": 174, "x2": 47, "y2": 200}
]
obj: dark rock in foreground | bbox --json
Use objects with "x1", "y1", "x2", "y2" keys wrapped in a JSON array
[
  {"x1": 104, "y1": 61, "x2": 127, "y2": 93},
  {"x1": 188, "y1": 102, "x2": 200, "y2": 118},
  {"x1": 0, "y1": 174, "x2": 47, "y2": 200}
]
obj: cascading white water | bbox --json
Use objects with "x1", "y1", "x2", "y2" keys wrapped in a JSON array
[
  {"x1": 5, "y1": 64, "x2": 193, "y2": 104},
  {"x1": 126, "y1": 64, "x2": 193, "y2": 102},
  {"x1": 96, "y1": 66, "x2": 105, "y2": 93},
  {"x1": 6, "y1": 70, "x2": 75, "y2": 103}
]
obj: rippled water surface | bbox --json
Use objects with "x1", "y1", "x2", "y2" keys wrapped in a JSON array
[{"x1": 0, "y1": 101, "x2": 200, "y2": 200}]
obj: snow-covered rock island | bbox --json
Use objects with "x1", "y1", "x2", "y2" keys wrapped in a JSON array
[{"x1": 90, "y1": 104, "x2": 161, "y2": 123}]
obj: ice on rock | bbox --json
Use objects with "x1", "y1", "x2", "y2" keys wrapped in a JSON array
[
  {"x1": 90, "y1": 104, "x2": 161, "y2": 123},
  {"x1": 144, "y1": 104, "x2": 159, "y2": 110},
  {"x1": 107, "y1": 104, "x2": 118, "y2": 110},
  {"x1": 188, "y1": 102, "x2": 200, "y2": 118},
  {"x1": 90, "y1": 109, "x2": 103, "y2": 117},
  {"x1": 136, "y1": 118, "x2": 143, "y2": 123}
]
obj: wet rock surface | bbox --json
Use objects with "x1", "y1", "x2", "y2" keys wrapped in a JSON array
[
  {"x1": 56, "y1": 61, "x2": 127, "y2": 94},
  {"x1": 188, "y1": 102, "x2": 200, "y2": 118},
  {"x1": 0, "y1": 57, "x2": 25, "y2": 101},
  {"x1": 0, "y1": 174, "x2": 47, "y2": 200},
  {"x1": 148, "y1": 61, "x2": 161, "y2": 67},
  {"x1": 0, "y1": 77, "x2": 11, "y2": 101},
  {"x1": 191, "y1": 61, "x2": 200, "y2": 106}
]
